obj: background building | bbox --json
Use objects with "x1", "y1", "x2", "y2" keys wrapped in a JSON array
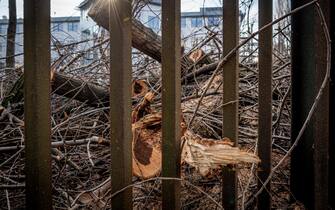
[
  {"x1": 0, "y1": 0, "x2": 244, "y2": 66},
  {"x1": 0, "y1": 16, "x2": 80, "y2": 66},
  {"x1": 77, "y1": 0, "x2": 228, "y2": 49}
]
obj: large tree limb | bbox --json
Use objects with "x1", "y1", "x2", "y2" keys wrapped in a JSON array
[
  {"x1": 88, "y1": 0, "x2": 220, "y2": 80},
  {"x1": 51, "y1": 72, "x2": 110, "y2": 107},
  {"x1": 89, "y1": 0, "x2": 162, "y2": 62},
  {"x1": 1, "y1": 72, "x2": 110, "y2": 108},
  {"x1": 2, "y1": 71, "x2": 150, "y2": 108},
  {"x1": 2, "y1": 0, "x2": 221, "y2": 108}
]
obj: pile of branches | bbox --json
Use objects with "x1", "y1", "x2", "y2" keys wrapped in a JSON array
[{"x1": 0, "y1": 0, "x2": 294, "y2": 209}]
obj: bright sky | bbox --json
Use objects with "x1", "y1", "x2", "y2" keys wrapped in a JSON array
[
  {"x1": 0, "y1": 0, "x2": 83, "y2": 17},
  {"x1": 0, "y1": 0, "x2": 223, "y2": 18}
]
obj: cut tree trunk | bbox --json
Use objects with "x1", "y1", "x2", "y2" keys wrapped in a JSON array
[
  {"x1": 76, "y1": 111, "x2": 260, "y2": 208},
  {"x1": 88, "y1": 0, "x2": 222, "y2": 81},
  {"x1": 89, "y1": 0, "x2": 162, "y2": 62},
  {"x1": 2, "y1": 71, "x2": 110, "y2": 108},
  {"x1": 51, "y1": 71, "x2": 110, "y2": 107},
  {"x1": 89, "y1": 0, "x2": 195, "y2": 73},
  {"x1": 2, "y1": 71, "x2": 151, "y2": 108}
]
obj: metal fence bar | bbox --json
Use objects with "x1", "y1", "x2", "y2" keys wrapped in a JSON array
[
  {"x1": 257, "y1": 0, "x2": 273, "y2": 209},
  {"x1": 291, "y1": 1, "x2": 331, "y2": 208},
  {"x1": 109, "y1": 0, "x2": 133, "y2": 209},
  {"x1": 313, "y1": 0, "x2": 329, "y2": 209},
  {"x1": 222, "y1": 0, "x2": 239, "y2": 209},
  {"x1": 330, "y1": 1, "x2": 335, "y2": 208},
  {"x1": 162, "y1": 0, "x2": 181, "y2": 209},
  {"x1": 24, "y1": 0, "x2": 52, "y2": 209},
  {"x1": 291, "y1": 1, "x2": 316, "y2": 208}
]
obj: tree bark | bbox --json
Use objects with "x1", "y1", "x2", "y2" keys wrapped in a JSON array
[
  {"x1": 51, "y1": 72, "x2": 110, "y2": 107},
  {"x1": 6, "y1": 0, "x2": 17, "y2": 69},
  {"x1": 88, "y1": 0, "x2": 219, "y2": 79},
  {"x1": 89, "y1": 0, "x2": 162, "y2": 62},
  {"x1": 2, "y1": 72, "x2": 110, "y2": 108}
]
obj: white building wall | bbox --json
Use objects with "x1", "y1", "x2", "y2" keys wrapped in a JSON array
[
  {"x1": 0, "y1": 17, "x2": 81, "y2": 66},
  {"x1": 79, "y1": 8, "x2": 97, "y2": 37},
  {"x1": 0, "y1": 1, "x2": 225, "y2": 67},
  {"x1": 136, "y1": 4, "x2": 161, "y2": 34},
  {"x1": 133, "y1": 4, "x2": 223, "y2": 50},
  {"x1": 76, "y1": 0, "x2": 222, "y2": 49}
]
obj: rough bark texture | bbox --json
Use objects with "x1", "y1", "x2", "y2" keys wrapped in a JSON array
[
  {"x1": 2, "y1": 71, "x2": 149, "y2": 108},
  {"x1": 88, "y1": 0, "x2": 162, "y2": 62},
  {"x1": 51, "y1": 72, "x2": 110, "y2": 107},
  {"x1": 182, "y1": 62, "x2": 219, "y2": 84},
  {"x1": 88, "y1": 0, "x2": 219, "y2": 79},
  {"x1": 2, "y1": 72, "x2": 110, "y2": 108}
]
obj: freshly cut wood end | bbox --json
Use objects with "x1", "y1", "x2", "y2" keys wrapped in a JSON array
[
  {"x1": 131, "y1": 113, "x2": 259, "y2": 178},
  {"x1": 132, "y1": 80, "x2": 149, "y2": 98},
  {"x1": 182, "y1": 130, "x2": 260, "y2": 176},
  {"x1": 131, "y1": 113, "x2": 185, "y2": 179},
  {"x1": 132, "y1": 114, "x2": 162, "y2": 179},
  {"x1": 189, "y1": 49, "x2": 205, "y2": 63},
  {"x1": 133, "y1": 139, "x2": 161, "y2": 179}
]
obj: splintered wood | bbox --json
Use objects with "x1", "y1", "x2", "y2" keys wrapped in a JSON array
[
  {"x1": 132, "y1": 113, "x2": 260, "y2": 179},
  {"x1": 182, "y1": 131, "x2": 260, "y2": 176},
  {"x1": 131, "y1": 93, "x2": 259, "y2": 179},
  {"x1": 76, "y1": 110, "x2": 259, "y2": 208}
]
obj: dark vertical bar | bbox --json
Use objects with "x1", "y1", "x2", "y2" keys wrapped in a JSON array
[
  {"x1": 5, "y1": 0, "x2": 16, "y2": 69},
  {"x1": 330, "y1": 0, "x2": 335, "y2": 208},
  {"x1": 162, "y1": 0, "x2": 181, "y2": 209},
  {"x1": 314, "y1": 0, "x2": 329, "y2": 209},
  {"x1": 222, "y1": 0, "x2": 239, "y2": 209},
  {"x1": 109, "y1": 0, "x2": 133, "y2": 209},
  {"x1": 291, "y1": 1, "x2": 315, "y2": 207},
  {"x1": 291, "y1": 0, "x2": 330, "y2": 209},
  {"x1": 257, "y1": 0, "x2": 273, "y2": 209},
  {"x1": 24, "y1": 0, "x2": 52, "y2": 209}
]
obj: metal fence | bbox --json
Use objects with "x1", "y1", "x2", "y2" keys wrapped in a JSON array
[{"x1": 23, "y1": 0, "x2": 333, "y2": 209}]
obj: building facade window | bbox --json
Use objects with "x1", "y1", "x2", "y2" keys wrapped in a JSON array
[
  {"x1": 68, "y1": 22, "x2": 79, "y2": 32},
  {"x1": 15, "y1": 24, "x2": 23, "y2": 33},
  {"x1": 191, "y1": 17, "x2": 203, "y2": 27},
  {"x1": 148, "y1": 16, "x2": 159, "y2": 30},
  {"x1": 0, "y1": 25, "x2": 6, "y2": 34},
  {"x1": 181, "y1": 18, "x2": 187, "y2": 28},
  {"x1": 52, "y1": 23, "x2": 63, "y2": 32},
  {"x1": 208, "y1": 17, "x2": 220, "y2": 26}
]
